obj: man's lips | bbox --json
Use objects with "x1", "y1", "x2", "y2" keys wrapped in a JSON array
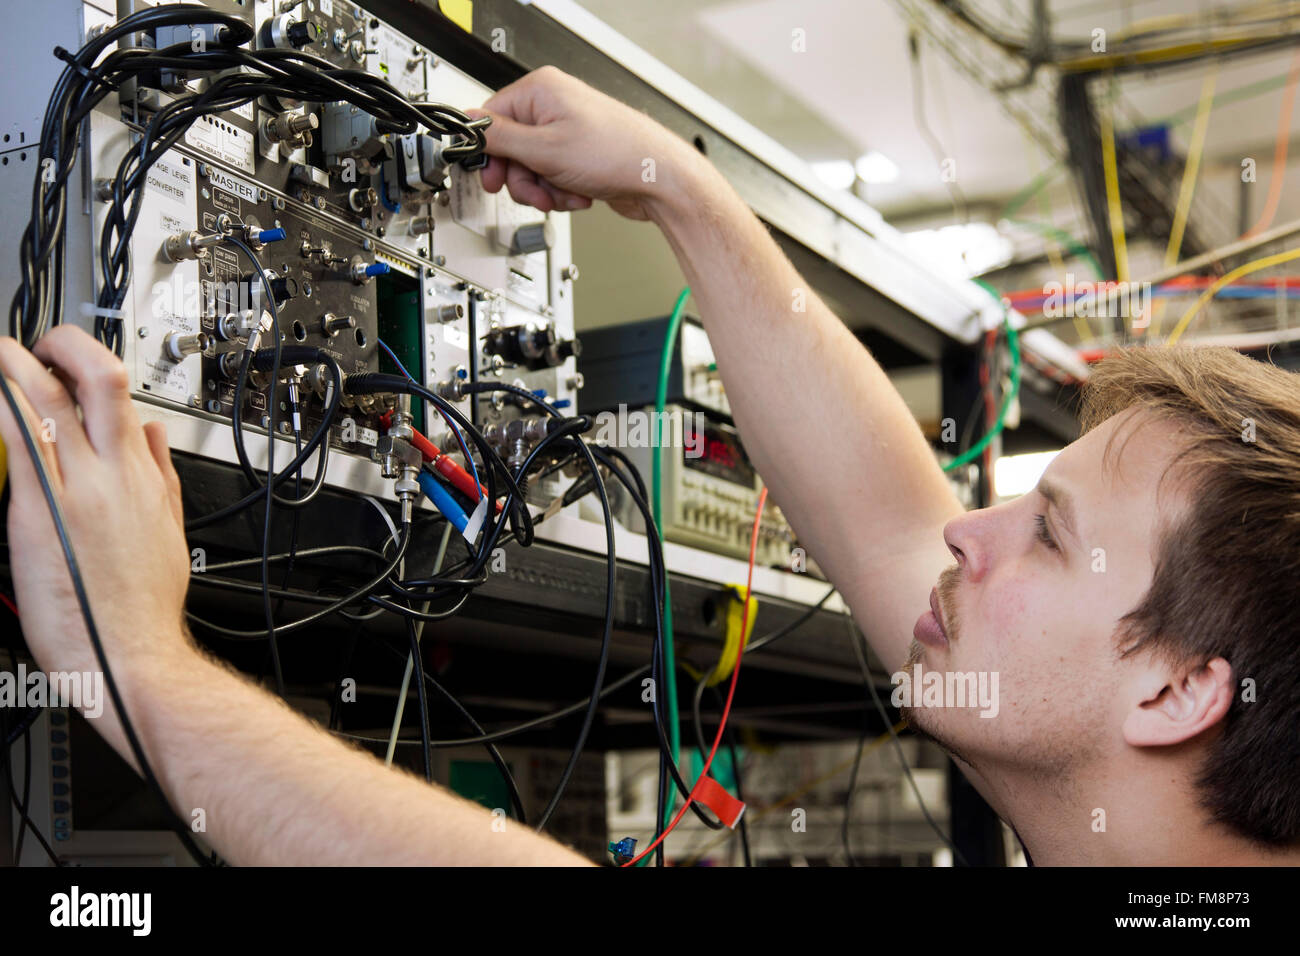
[{"x1": 913, "y1": 587, "x2": 949, "y2": 649}]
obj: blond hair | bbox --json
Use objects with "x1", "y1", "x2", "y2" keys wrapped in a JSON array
[{"x1": 1080, "y1": 345, "x2": 1300, "y2": 846}]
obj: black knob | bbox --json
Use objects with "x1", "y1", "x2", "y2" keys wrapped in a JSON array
[
  {"x1": 526, "y1": 326, "x2": 556, "y2": 359},
  {"x1": 287, "y1": 19, "x2": 320, "y2": 49},
  {"x1": 556, "y1": 337, "x2": 580, "y2": 361},
  {"x1": 248, "y1": 273, "x2": 299, "y2": 305}
]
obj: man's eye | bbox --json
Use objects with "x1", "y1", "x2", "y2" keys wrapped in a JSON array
[{"x1": 1034, "y1": 514, "x2": 1059, "y2": 552}]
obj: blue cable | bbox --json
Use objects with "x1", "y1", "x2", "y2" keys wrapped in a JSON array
[
  {"x1": 376, "y1": 337, "x2": 481, "y2": 498},
  {"x1": 416, "y1": 469, "x2": 469, "y2": 532}
]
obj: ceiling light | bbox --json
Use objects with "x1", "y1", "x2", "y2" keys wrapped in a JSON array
[
  {"x1": 810, "y1": 160, "x2": 856, "y2": 191},
  {"x1": 855, "y1": 150, "x2": 899, "y2": 184}
]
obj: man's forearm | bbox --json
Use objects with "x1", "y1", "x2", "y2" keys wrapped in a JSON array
[
  {"x1": 113, "y1": 645, "x2": 592, "y2": 866},
  {"x1": 645, "y1": 160, "x2": 962, "y2": 667}
]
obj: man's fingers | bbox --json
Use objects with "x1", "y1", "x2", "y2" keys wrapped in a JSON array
[
  {"x1": 0, "y1": 370, "x2": 66, "y2": 503},
  {"x1": 537, "y1": 176, "x2": 592, "y2": 211},
  {"x1": 505, "y1": 160, "x2": 555, "y2": 212},
  {"x1": 31, "y1": 325, "x2": 144, "y2": 459},
  {"x1": 0, "y1": 336, "x2": 92, "y2": 471},
  {"x1": 481, "y1": 154, "x2": 508, "y2": 194},
  {"x1": 143, "y1": 420, "x2": 184, "y2": 528},
  {"x1": 473, "y1": 111, "x2": 539, "y2": 166}
]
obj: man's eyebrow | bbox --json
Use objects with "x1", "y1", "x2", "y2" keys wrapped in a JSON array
[{"x1": 1037, "y1": 477, "x2": 1080, "y2": 546}]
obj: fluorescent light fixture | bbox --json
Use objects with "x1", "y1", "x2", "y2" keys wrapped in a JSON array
[
  {"x1": 810, "y1": 159, "x2": 856, "y2": 190},
  {"x1": 994, "y1": 450, "x2": 1060, "y2": 500},
  {"x1": 904, "y1": 221, "x2": 1014, "y2": 279},
  {"x1": 855, "y1": 150, "x2": 899, "y2": 184}
]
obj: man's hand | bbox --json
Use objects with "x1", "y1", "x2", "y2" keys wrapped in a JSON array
[
  {"x1": 0, "y1": 329, "x2": 590, "y2": 865},
  {"x1": 467, "y1": 65, "x2": 706, "y2": 223},
  {"x1": 0, "y1": 328, "x2": 195, "y2": 755}
]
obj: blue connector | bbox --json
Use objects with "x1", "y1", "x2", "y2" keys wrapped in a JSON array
[
  {"x1": 364, "y1": 262, "x2": 391, "y2": 278},
  {"x1": 552, "y1": 398, "x2": 572, "y2": 409},
  {"x1": 256, "y1": 226, "x2": 287, "y2": 243},
  {"x1": 608, "y1": 837, "x2": 637, "y2": 865},
  {"x1": 417, "y1": 470, "x2": 469, "y2": 532}
]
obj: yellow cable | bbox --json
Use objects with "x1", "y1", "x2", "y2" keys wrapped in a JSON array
[
  {"x1": 1166, "y1": 246, "x2": 1300, "y2": 345},
  {"x1": 1152, "y1": 64, "x2": 1218, "y2": 337},
  {"x1": 1108, "y1": 2, "x2": 1300, "y2": 43},
  {"x1": 1166, "y1": 66, "x2": 1217, "y2": 266},
  {"x1": 1099, "y1": 88, "x2": 1130, "y2": 284},
  {"x1": 706, "y1": 585, "x2": 758, "y2": 687},
  {"x1": 1059, "y1": 35, "x2": 1276, "y2": 73}
]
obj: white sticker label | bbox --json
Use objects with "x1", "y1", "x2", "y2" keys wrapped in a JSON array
[
  {"x1": 185, "y1": 116, "x2": 255, "y2": 173},
  {"x1": 207, "y1": 166, "x2": 259, "y2": 205},
  {"x1": 320, "y1": 0, "x2": 334, "y2": 15},
  {"x1": 144, "y1": 158, "x2": 194, "y2": 209},
  {"x1": 357, "y1": 426, "x2": 379, "y2": 447}
]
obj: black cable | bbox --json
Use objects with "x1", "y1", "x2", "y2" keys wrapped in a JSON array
[
  {"x1": 380, "y1": 628, "x2": 527, "y2": 824},
  {"x1": 687, "y1": 672, "x2": 754, "y2": 865},
  {"x1": 0, "y1": 372, "x2": 212, "y2": 866},
  {"x1": 587, "y1": 445, "x2": 725, "y2": 831},
  {"x1": 842, "y1": 698, "x2": 871, "y2": 868},
  {"x1": 13, "y1": 716, "x2": 30, "y2": 864},
  {"x1": 328, "y1": 624, "x2": 363, "y2": 733},
  {"x1": 334, "y1": 665, "x2": 652, "y2": 750},
  {"x1": 222, "y1": 237, "x2": 286, "y2": 698},
  {"x1": 344, "y1": 374, "x2": 549, "y2": 552},
  {"x1": 186, "y1": 523, "x2": 411, "y2": 639},
  {"x1": 228, "y1": 346, "x2": 340, "y2": 510},
  {"x1": 5, "y1": 725, "x2": 60, "y2": 867},
  {"x1": 332, "y1": 583, "x2": 837, "y2": 754},
  {"x1": 846, "y1": 613, "x2": 968, "y2": 866},
  {"x1": 404, "y1": 618, "x2": 432, "y2": 783},
  {"x1": 13, "y1": 17, "x2": 488, "y2": 352},
  {"x1": 745, "y1": 585, "x2": 837, "y2": 653}
]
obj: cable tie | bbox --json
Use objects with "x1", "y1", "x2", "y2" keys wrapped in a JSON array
[
  {"x1": 462, "y1": 493, "x2": 489, "y2": 542},
  {"x1": 78, "y1": 302, "x2": 126, "y2": 319},
  {"x1": 53, "y1": 46, "x2": 119, "y2": 92}
]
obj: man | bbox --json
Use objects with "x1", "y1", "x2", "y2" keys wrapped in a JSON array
[{"x1": 1, "y1": 66, "x2": 1297, "y2": 866}]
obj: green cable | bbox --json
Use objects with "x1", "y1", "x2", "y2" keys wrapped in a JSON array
[
  {"x1": 944, "y1": 279, "x2": 1021, "y2": 472},
  {"x1": 641, "y1": 286, "x2": 691, "y2": 863},
  {"x1": 998, "y1": 163, "x2": 1063, "y2": 221}
]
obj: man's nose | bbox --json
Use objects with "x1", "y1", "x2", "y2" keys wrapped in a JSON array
[{"x1": 942, "y1": 507, "x2": 993, "y2": 583}]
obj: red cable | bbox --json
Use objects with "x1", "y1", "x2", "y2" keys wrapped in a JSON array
[
  {"x1": 0, "y1": 593, "x2": 18, "y2": 619},
  {"x1": 378, "y1": 410, "x2": 500, "y2": 512},
  {"x1": 621, "y1": 485, "x2": 769, "y2": 867},
  {"x1": 1242, "y1": 48, "x2": 1300, "y2": 239}
]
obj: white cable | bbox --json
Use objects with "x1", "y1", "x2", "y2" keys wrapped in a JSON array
[
  {"x1": 384, "y1": 521, "x2": 453, "y2": 766},
  {"x1": 363, "y1": 495, "x2": 400, "y2": 548}
]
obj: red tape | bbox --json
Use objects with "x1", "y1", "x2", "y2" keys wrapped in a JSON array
[{"x1": 692, "y1": 775, "x2": 746, "y2": 829}]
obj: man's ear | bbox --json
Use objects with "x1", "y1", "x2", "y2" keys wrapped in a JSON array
[{"x1": 1122, "y1": 656, "x2": 1233, "y2": 747}]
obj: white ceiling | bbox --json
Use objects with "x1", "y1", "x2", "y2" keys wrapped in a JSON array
[{"x1": 575, "y1": 0, "x2": 1300, "y2": 225}]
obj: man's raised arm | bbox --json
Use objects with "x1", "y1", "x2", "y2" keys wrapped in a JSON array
[{"x1": 471, "y1": 67, "x2": 963, "y2": 671}]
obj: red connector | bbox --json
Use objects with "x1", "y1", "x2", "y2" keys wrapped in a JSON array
[{"x1": 379, "y1": 411, "x2": 501, "y2": 513}]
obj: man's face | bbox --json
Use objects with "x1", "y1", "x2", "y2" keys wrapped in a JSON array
[{"x1": 902, "y1": 409, "x2": 1188, "y2": 783}]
